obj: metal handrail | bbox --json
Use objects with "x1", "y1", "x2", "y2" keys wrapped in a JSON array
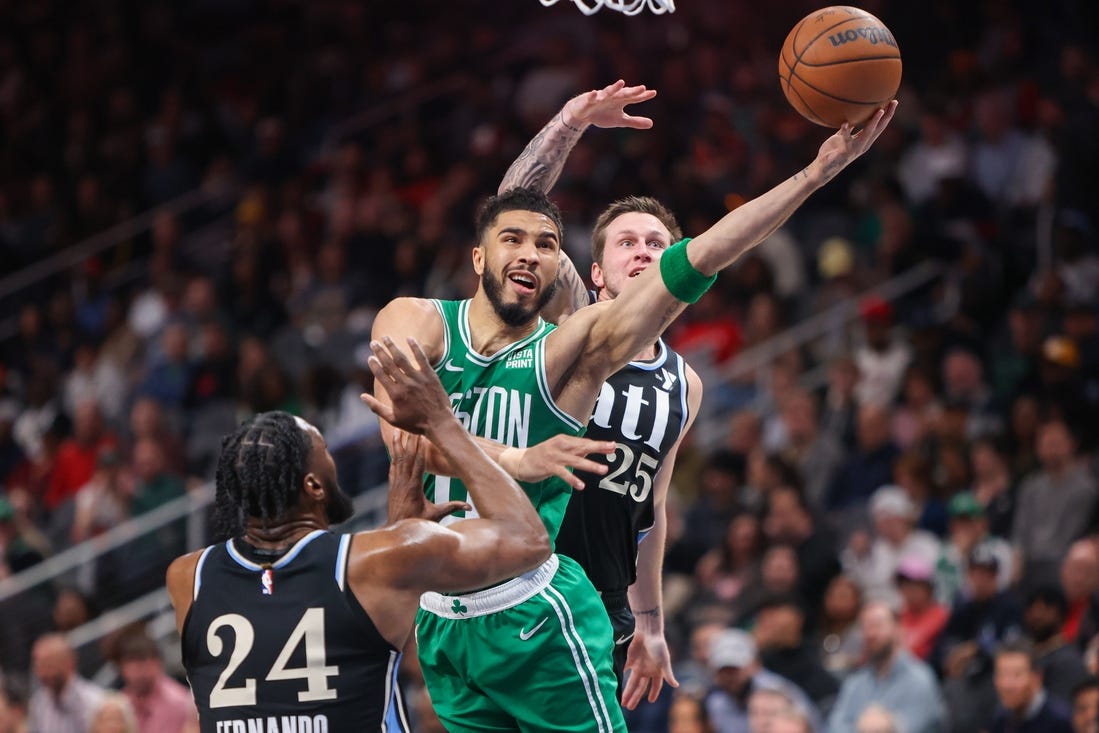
[{"x1": 721, "y1": 260, "x2": 944, "y2": 383}]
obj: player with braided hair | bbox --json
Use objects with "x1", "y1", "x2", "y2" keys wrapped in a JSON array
[{"x1": 166, "y1": 337, "x2": 552, "y2": 733}]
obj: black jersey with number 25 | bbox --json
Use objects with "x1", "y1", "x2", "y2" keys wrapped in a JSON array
[
  {"x1": 182, "y1": 530, "x2": 404, "y2": 733},
  {"x1": 555, "y1": 340, "x2": 690, "y2": 595}
]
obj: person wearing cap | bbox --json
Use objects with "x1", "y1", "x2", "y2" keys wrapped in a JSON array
[
  {"x1": 853, "y1": 295, "x2": 912, "y2": 409},
  {"x1": 897, "y1": 554, "x2": 950, "y2": 661},
  {"x1": 1013, "y1": 419, "x2": 1098, "y2": 586},
  {"x1": 934, "y1": 490, "x2": 1014, "y2": 606},
  {"x1": 704, "y1": 628, "x2": 822, "y2": 733},
  {"x1": 841, "y1": 485, "x2": 941, "y2": 608},
  {"x1": 936, "y1": 538, "x2": 1019, "y2": 676},
  {"x1": 828, "y1": 601, "x2": 946, "y2": 733}
]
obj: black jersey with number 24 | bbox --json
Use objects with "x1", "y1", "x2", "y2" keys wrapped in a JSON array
[
  {"x1": 182, "y1": 530, "x2": 404, "y2": 733},
  {"x1": 555, "y1": 339, "x2": 690, "y2": 596}
]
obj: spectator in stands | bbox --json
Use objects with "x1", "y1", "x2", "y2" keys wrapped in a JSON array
[
  {"x1": 137, "y1": 323, "x2": 191, "y2": 411},
  {"x1": 129, "y1": 438, "x2": 184, "y2": 517},
  {"x1": 754, "y1": 594, "x2": 839, "y2": 712},
  {"x1": 897, "y1": 554, "x2": 950, "y2": 662},
  {"x1": 1061, "y1": 540, "x2": 1099, "y2": 646},
  {"x1": 938, "y1": 541, "x2": 1023, "y2": 675},
  {"x1": 45, "y1": 400, "x2": 118, "y2": 513},
  {"x1": 1073, "y1": 677, "x2": 1099, "y2": 733},
  {"x1": 683, "y1": 451, "x2": 748, "y2": 560},
  {"x1": 70, "y1": 448, "x2": 134, "y2": 544},
  {"x1": 967, "y1": 437, "x2": 1017, "y2": 539},
  {"x1": 695, "y1": 514, "x2": 764, "y2": 621},
  {"x1": 897, "y1": 104, "x2": 968, "y2": 207},
  {"x1": 893, "y1": 450, "x2": 949, "y2": 537},
  {"x1": 704, "y1": 628, "x2": 821, "y2": 733},
  {"x1": 826, "y1": 405, "x2": 900, "y2": 513},
  {"x1": 762, "y1": 485, "x2": 840, "y2": 615},
  {"x1": 828, "y1": 601, "x2": 946, "y2": 733},
  {"x1": 891, "y1": 366, "x2": 943, "y2": 452},
  {"x1": 819, "y1": 357, "x2": 859, "y2": 452},
  {"x1": 62, "y1": 341, "x2": 125, "y2": 424},
  {"x1": 989, "y1": 640, "x2": 1073, "y2": 733},
  {"x1": 668, "y1": 692, "x2": 715, "y2": 733},
  {"x1": 0, "y1": 677, "x2": 28, "y2": 733},
  {"x1": 941, "y1": 346, "x2": 1002, "y2": 439},
  {"x1": 1013, "y1": 419, "x2": 1099, "y2": 586},
  {"x1": 746, "y1": 687, "x2": 804, "y2": 733},
  {"x1": 774, "y1": 390, "x2": 844, "y2": 509},
  {"x1": 0, "y1": 494, "x2": 48, "y2": 577},
  {"x1": 88, "y1": 693, "x2": 137, "y2": 733},
  {"x1": 27, "y1": 633, "x2": 105, "y2": 733},
  {"x1": 935, "y1": 491, "x2": 1014, "y2": 605},
  {"x1": 853, "y1": 296, "x2": 912, "y2": 408},
  {"x1": 1023, "y1": 586, "x2": 1090, "y2": 705},
  {"x1": 855, "y1": 705, "x2": 901, "y2": 733},
  {"x1": 115, "y1": 630, "x2": 196, "y2": 733},
  {"x1": 816, "y1": 575, "x2": 865, "y2": 680},
  {"x1": 842, "y1": 485, "x2": 941, "y2": 607}
]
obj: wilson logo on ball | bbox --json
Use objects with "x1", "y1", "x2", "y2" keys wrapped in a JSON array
[{"x1": 828, "y1": 27, "x2": 898, "y2": 48}]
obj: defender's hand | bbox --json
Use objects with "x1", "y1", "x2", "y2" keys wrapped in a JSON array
[
  {"x1": 361, "y1": 336, "x2": 452, "y2": 434},
  {"x1": 563, "y1": 80, "x2": 657, "y2": 131},
  {"x1": 387, "y1": 430, "x2": 470, "y2": 524},
  {"x1": 621, "y1": 631, "x2": 678, "y2": 709},
  {"x1": 499, "y1": 435, "x2": 616, "y2": 490}
]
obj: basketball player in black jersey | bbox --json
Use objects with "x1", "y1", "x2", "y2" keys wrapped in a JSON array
[
  {"x1": 166, "y1": 337, "x2": 552, "y2": 733},
  {"x1": 498, "y1": 82, "x2": 703, "y2": 710}
]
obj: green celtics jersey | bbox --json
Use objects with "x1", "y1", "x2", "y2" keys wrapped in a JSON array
[{"x1": 425, "y1": 299, "x2": 585, "y2": 544}]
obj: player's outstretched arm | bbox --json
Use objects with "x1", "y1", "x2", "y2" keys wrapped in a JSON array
[
  {"x1": 621, "y1": 365, "x2": 701, "y2": 709},
  {"x1": 551, "y1": 102, "x2": 899, "y2": 393}
]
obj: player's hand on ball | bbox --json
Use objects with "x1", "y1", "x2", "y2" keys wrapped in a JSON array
[
  {"x1": 563, "y1": 79, "x2": 657, "y2": 131},
  {"x1": 622, "y1": 631, "x2": 678, "y2": 710},
  {"x1": 499, "y1": 435, "x2": 616, "y2": 490},
  {"x1": 814, "y1": 100, "x2": 898, "y2": 182},
  {"x1": 386, "y1": 429, "x2": 470, "y2": 524}
]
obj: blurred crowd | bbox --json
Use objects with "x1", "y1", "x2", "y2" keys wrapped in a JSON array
[{"x1": 1, "y1": 0, "x2": 1098, "y2": 732}]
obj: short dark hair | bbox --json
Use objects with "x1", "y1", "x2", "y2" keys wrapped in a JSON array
[
  {"x1": 1072, "y1": 676, "x2": 1099, "y2": 702},
  {"x1": 116, "y1": 629, "x2": 162, "y2": 662},
  {"x1": 214, "y1": 412, "x2": 313, "y2": 538},
  {"x1": 995, "y1": 639, "x2": 1038, "y2": 670},
  {"x1": 1025, "y1": 585, "x2": 1069, "y2": 617},
  {"x1": 757, "y1": 592, "x2": 806, "y2": 616},
  {"x1": 475, "y1": 187, "x2": 564, "y2": 249},
  {"x1": 591, "y1": 195, "x2": 683, "y2": 265}
]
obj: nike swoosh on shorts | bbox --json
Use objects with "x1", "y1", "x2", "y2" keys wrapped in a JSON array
[{"x1": 519, "y1": 618, "x2": 549, "y2": 640}]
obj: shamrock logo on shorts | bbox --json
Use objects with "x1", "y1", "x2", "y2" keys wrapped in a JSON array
[{"x1": 451, "y1": 598, "x2": 468, "y2": 615}]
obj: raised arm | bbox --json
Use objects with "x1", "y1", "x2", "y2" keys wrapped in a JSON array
[
  {"x1": 351, "y1": 338, "x2": 554, "y2": 646},
  {"x1": 502, "y1": 81, "x2": 657, "y2": 325},
  {"x1": 498, "y1": 80, "x2": 657, "y2": 195},
  {"x1": 548, "y1": 102, "x2": 899, "y2": 415}
]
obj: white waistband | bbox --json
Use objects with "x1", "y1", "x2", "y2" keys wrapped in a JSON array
[{"x1": 420, "y1": 554, "x2": 560, "y2": 618}]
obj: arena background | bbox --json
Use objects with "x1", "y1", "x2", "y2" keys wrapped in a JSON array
[{"x1": 0, "y1": 0, "x2": 1097, "y2": 731}]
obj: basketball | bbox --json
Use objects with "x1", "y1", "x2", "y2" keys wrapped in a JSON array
[{"x1": 779, "y1": 6, "x2": 902, "y2": 128}]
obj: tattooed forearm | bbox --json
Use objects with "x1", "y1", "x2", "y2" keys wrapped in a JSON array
[
  {"x1": 499, "y1": 112, "x2": 587, "y2": 194},
  {"x1": 633, "y1": 607, "x2": 661, "y2": 618},
  {"x1": 792, "y1": 167, "x2": 811, "y2": 182}
]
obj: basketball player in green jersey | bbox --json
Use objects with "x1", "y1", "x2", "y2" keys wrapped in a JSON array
[{"x1": 367, "y1": 80, "x2": 897, "y2": 732}]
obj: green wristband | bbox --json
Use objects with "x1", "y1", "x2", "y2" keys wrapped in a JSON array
[{"x1": 659, "y1": 238, "x2": 716, "y2": 304}]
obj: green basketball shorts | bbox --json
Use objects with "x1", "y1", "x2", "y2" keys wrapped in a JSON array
[{"x1": 415, "y1": 554, "x2": 626, "y2": 733}]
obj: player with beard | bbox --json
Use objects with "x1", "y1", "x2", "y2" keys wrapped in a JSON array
[
  {"x1": 166, "y1": 337, "x2": 552, "y2": 733},
  {"x1": 369, "y1": 80, "x2": 896, "y2": 732},
  {"x1": 495, "y1": 83, "x2": 706, "y2": 709}
]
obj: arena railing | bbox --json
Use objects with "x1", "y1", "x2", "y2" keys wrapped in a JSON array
[{"x1": 688, "y1": 259, "x2": 946, "y2": 451}]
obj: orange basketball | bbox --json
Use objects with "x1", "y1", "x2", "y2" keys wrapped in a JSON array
[{"x1": 778, "y1": 6, "x2": 902, "y2": 128}]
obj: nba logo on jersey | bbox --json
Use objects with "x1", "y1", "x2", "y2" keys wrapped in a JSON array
[{"x1": 261, "y1": 568, "x2": 274, "y2": 596}]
